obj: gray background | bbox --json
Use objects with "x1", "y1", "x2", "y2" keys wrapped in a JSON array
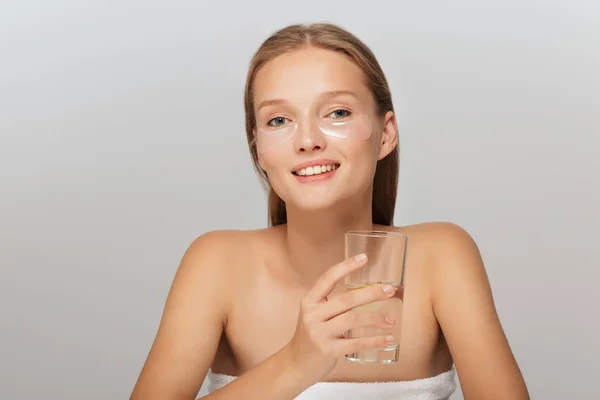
[{"x1": 1, "y1": 1, "x2": 598, "y2": 399}]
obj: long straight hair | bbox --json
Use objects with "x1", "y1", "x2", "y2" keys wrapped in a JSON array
[{"x1": 244, "y1": 23, "x2": 399, "y2": 227}]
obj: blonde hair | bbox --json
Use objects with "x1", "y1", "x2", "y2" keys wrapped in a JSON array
[{"x1": 244, "y1": 23, "x2": 398, "y2": 227}]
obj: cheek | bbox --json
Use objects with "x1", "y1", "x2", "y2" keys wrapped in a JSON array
[
  {"x1": 343, "y1": 137, "x2": 380, "y2": 164},
  {"x1": 259, "y1": 150, "x2": 288, "y2": 173},
  {"x1": 342, "y1": 139, "x2": 380, "y2": 184},
  {"x1": 259, "y1": 151, "x2": 292, "y2": 197}
]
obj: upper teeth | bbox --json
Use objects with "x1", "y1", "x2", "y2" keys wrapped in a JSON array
[{"x1": 296, "y1": 164, "x2": 338, "y2": 176}]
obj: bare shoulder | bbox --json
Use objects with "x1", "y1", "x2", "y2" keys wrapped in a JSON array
[
  {"x1": 183, "y1": 229, "x2": 250, "y2": 264},
  {"x1": 175, "y1": 230, "x2": 242, "y2": 291},
  {"x1": 179, "y1": 226, "x2": 282, "y2": 285},
  {"x1": 186, "y1": 228, "x2": 254, "y2": 255},
  {"x1": 387, "y1": 221, "x2": 480, "y2": 268},
  {"x1": 157, "y1": 227, "x2": 274, "y2": 336},
  {"x1": 179, "y1": 228, "x2": 270, "y2": 281},
  {"x1": 394, "y1": 221, "x2": 486, "y2": 296},
  {"x1": 389, "y1": 222, "x2": 529, "y2": 399},
  {"x1": 390, "y1": 220, "x2": 476, "y2": 244},
  {"x1": 130, "y1": 228, "x2": 275, "y2": 400},
  {"x1": 389, "y1": 221, "x2": 489, "y2": 316},
  {"x1": 187, "y1": 227, "x2": 280, "y2": 250}
]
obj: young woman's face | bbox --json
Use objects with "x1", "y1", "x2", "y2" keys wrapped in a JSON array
[{"x1": 252, "y1": 46, "x2": 397, "y2": 212}]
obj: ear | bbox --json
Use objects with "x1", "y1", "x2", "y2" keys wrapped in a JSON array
[{"x1": 377, "y1": 111, "x2": 398, "y2": 160}]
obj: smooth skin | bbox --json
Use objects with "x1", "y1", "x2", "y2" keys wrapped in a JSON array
[{"x1": 130, "y1": 47, "x2": 529, "y2": 400}]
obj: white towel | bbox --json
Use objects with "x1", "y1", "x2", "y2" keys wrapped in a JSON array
[{"x1": 205, "y1": 368, "x2": 456, "y2": 399}]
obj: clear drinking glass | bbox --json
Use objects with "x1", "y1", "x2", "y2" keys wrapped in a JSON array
[{"x1": 344, "y1": 230, "x2": 408, "y2": 364}]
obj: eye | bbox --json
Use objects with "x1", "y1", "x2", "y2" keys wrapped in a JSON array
[
  {"x1": 328, "y1": 109, "x2": 352, "y2": 119},
  {"x1": 267, "y1": 116, "x2": 289, "y2": 127}
]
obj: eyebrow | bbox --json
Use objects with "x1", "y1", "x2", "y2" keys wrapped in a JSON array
[{"x1": 256, "y1": 90, "x2": 359, "y2": 111}]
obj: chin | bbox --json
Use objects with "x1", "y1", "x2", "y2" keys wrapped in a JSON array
[
  {"x1": 269, "y1": 168, "x2": 372, "y2": 212},
  {"x1": 283, "y1": 185, "x2": 368, "y2": 215},
  {"x1": 288, "y1": 196, "x2": 340, "y2": 212}
]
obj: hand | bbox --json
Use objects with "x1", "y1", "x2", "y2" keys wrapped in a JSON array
[{"x1": 285, "y1": 254, "x2": 397, "y2": 382}]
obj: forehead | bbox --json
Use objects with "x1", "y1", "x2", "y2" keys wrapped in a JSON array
[{"x1": 253, "y1": 47, "x2": 373, "y2": 107}]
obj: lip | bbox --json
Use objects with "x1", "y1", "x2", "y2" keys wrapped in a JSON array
[
  {"x1": 291, "y1": 158, "x2": 341, "y2": 174},
  {"x1": 293, "y1": 167, "x2": 338, "y2": 183}
]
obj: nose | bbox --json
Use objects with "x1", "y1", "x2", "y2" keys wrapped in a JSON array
[{"x1": 294, "y1": 122, "x2": 327, "y2": 154}]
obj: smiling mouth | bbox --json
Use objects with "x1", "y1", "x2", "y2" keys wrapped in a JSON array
[{"x1": 292, "y1": 164, "x2": 340, "y2": 177}]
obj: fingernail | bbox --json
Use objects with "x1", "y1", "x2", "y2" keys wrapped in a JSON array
[
  {"x1": 355, "y1": 253, "x2": 367, "y2": 262},
  {"x1": 385, "y1": 316, "x2": 396, "y2": 325},
  {"x1": 382, "y1": 285, "x2": 394, "y2": 294},
  {"x1": 385, "y1": 335, "x2": 394, "y2": 342}
]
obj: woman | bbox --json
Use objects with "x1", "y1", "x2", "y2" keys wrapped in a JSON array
[{"x1": 130, "y1": 23, "x2": 529, "y2": 400}]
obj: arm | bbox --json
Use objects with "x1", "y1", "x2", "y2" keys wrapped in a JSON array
[
  {"x1": 129, "y1": 231, "x2": 233, "y2": 400},
  {"x1": 195, "y1": 346, "x2": 314, "y2": 400},
  {"x1": 130, "y1": 236, "x2": 395, "y2": 400},
  {"x1": 430, "y1": 223, "x2": 529, "y2": 400},
  {"x1": 198, "y1": 253, "x2": 397, "y2": 400}
]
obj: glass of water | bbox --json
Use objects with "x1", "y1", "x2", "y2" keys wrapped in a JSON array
[{"x1": 344, "y1": 230, "x2": 408, "y2": 364}]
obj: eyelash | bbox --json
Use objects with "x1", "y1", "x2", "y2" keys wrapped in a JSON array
[
  {"x1": 267, "y1": 116, "x2": 290, "y2": 127},
  {"x1": 266, "y1": 109, "x2": 352, "y2": 127},
  {"x1": 328, "y1": 109, "x2": 352, "y2": 119}
]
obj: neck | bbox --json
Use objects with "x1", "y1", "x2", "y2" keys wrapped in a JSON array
[{"x1": 283, "y1": 194, "x2": 375, "y2": 286}]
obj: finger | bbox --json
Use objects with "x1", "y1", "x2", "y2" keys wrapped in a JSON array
[
  {"x1": 305, "y1": 253, "x2": 368, "y2": 302},
  {"x1": 393, "y1": 285, "x2": 404, "y2": 301},
  {"x1": 319, "y1": 283, "x2": 396, "y2": 320},
  {"x1": 325, "y1": 311, "x2": 395, "y2": 337},
  {"x1": 333, "y1": 334, "x2": 395, "y2": 356}
]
